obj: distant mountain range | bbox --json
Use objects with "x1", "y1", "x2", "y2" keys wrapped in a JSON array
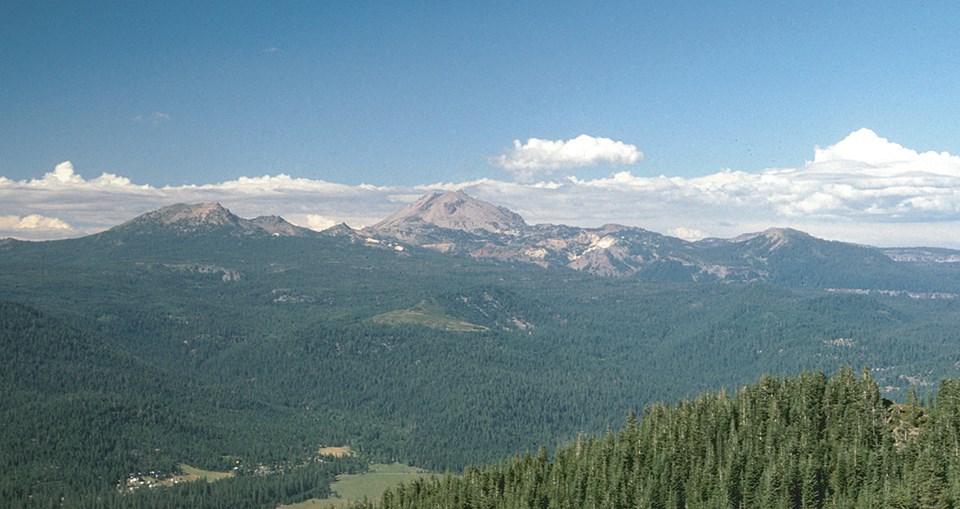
[
  {"x1": 55, "y1": 191, "x2": 960, "y2": 292},
  {"x1": 357, "y1": 190, "x2": 960, "y2": 291}
]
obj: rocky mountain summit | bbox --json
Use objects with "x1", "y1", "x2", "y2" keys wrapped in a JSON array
[
  {"x1": 361, "y1": 191, "x2": 796, "y2": 279},
  {"x1": 102, "y1": 202, "x2": 319, "y2": 238},
  {"x1": 86, "y1": 193, "x2": 960, "y2": 291},
  {"x1": 362, "y1": 191, "x2": 698, "y2": 276},
  {"x1": 362, "y1": 191, "x2": 960, "y2": 290},
  {"x1": 372, "y1": 190, "x2": 526, "y2": 236}
]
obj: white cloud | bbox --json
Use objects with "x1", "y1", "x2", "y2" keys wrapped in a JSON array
[
  {"x1": 300, "y1": 214, "x2": 338, "y2": 231},
  {"x1": 668, "y1": 227, "x2": 707, "y2": 241},
  {"x1": 812, "y1": 128, "x2": 960, "y2": 171},
  {"x1": 493, "y1": 135, "x2": 643, "y2": 180},
  {"x1": 0, "y1": 162, "x2": 399, "y2": 239},
  {"x1": 6, "y1": 129, "x2": 960, "y2": 247},
  {"x1": 47, "y1": 161, "x2": 84, "y2": 184},
  {"x1": 0, "y1": 214, "x2": 73, "y2": 233}
]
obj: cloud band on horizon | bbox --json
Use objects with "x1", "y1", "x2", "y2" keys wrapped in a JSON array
[{"x1": 3, "y1": 129, "x2": 960, "y2": 248}]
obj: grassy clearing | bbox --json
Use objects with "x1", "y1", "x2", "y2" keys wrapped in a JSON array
[
  {"x1": 318, "y1": 445, "x2": 354, "y2": 458},
  {"x1": 138, "y1": 464, "x2": 233, "y2": 489},
  {"x1": 280, "y1": 463, "x2": 430, "y2": 509},
  {"x1": 372, "y1": 301, "x2": 488, "y2": 332},
  {"x1": 121, "y1": 464, "x2": 234, "y2": 492},
  {"x1": 177, "y1": 463, "x2": 234, "y2": 481}
]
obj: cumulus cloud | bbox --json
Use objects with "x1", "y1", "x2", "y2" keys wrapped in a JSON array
[
  {"x1": 0, "y1": 214, "x2": 72, "y2": 231},
  {"x1": 493, "y1": 135, "x2": 643, "y2": 180},
  {"x1": 0, "y1": 213, "x2": 73, "y2": 240},
  {"x1": 5, "y1": 129, "x2": 960, "y2": 247},
  {"x1": 300, "y1": 214, "x2": 338, "y2": 231},
  {"x1": 812, "y1": 128, "x2": 955, "y2": 168},
  {"x1": 46, "y1": 161, "x2": 84, "y2": 184}
]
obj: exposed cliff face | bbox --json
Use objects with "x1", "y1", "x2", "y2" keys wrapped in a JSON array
[{"x1": 361, "y1": 191, "x2": 954, "y2": 288}]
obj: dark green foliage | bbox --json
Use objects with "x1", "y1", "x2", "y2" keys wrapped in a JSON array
[
  {"x1": 8, "y1": 456, "x2": 365, "y2": 509},
  {"x1": 369, "y1": 369, "x2": 960, "y2": 509},
  {"x1": 0, "y1": 300, "x2": 368, "y2": 506},
  {"x1": 4, "y1": 232, "x2": 960, "y2": 506}
]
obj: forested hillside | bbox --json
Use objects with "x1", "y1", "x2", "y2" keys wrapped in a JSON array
[
  {"x1": 4, "y1": 208, "x2": 960, "y2": 506},
  {"x1": 364, "y1": 369, "x2": 960, "y2": 509}
]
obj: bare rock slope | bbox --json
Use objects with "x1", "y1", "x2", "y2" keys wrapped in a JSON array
[{"x1": 363, "y1": 191, "x2": 958, "y2": 290}]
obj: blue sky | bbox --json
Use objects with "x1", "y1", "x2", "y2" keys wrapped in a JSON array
[{"x1": 4, "y1": 1, "x2": 960, "y2": 247}]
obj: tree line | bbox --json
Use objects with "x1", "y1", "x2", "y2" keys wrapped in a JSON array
[{"x1": 362, "y1": 368, "x2": 960, "y2": 509}]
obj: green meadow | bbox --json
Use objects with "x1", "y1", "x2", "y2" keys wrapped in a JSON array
[
  {"x1": 371, "y1": 301, "x2": 488, "y2": 332},
  {"x1": 281, "y1": 463, "x2": 430, "y2": 509}
]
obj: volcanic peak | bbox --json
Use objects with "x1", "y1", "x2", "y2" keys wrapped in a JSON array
[{"x1": 370, "y1": 190, "x2": 527, "y2": 235}]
